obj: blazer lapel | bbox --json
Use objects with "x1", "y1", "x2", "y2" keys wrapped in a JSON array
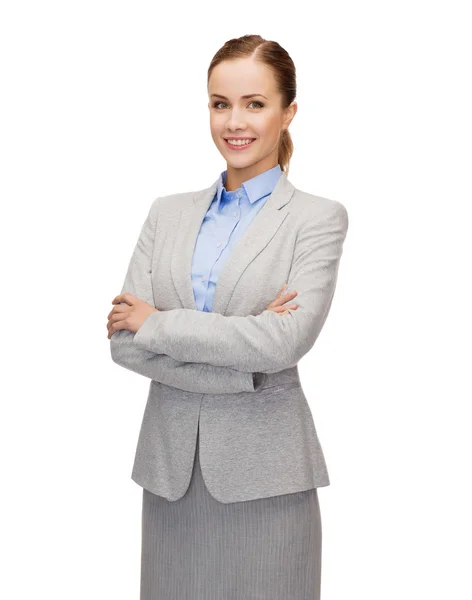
[{"x1": 170, "y1": 170, "x2": 296, "y2": 315}]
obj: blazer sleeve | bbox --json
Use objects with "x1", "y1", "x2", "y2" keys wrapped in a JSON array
[
  {"x1": 109, "y1": 198, "x2": 265, "y2": 394},
  {"x1": 132, "y1": 201, "x2": 349, "y2": 374}
]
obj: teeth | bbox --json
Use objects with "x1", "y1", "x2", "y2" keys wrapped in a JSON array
[{"x1": 226, "y1": 138, "x2": 254, "y2": 146}]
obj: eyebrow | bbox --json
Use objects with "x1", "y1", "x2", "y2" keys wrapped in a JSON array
[{"x1": 210, "y1": 93, "x2": 268, "y2": 100}]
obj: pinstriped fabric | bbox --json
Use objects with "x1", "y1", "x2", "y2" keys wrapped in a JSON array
[{"x1": 140, "y1": 423, "x2": 322, "y2": 600}]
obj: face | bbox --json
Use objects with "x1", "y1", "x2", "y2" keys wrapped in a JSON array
[{"x1": 208, "y1": 56, "x2": 297, "y2": 187}]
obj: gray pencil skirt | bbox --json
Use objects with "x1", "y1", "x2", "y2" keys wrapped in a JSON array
[{"x1": 140, "y1": 424, "x2": 322, "y2": 600}]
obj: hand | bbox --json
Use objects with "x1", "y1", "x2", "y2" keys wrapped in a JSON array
[
  {"x1": 107, "y1": 293, "x2": 158, "y2": 339},
  {"x1": 265, "y1": 283, "x2": 299, "y2": 316}
]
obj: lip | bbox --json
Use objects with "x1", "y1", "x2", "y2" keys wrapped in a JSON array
[{"x1": 223, "y1": 138, "x2": 256, "y2": 151}]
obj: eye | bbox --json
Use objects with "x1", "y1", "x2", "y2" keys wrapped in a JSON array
[{"x1": 212, "y1": 100, "x2": 265, "y2": 109}]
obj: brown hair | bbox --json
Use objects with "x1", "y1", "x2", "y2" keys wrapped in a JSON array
[{"x1": 207, "y1": 34, "x2": 296, "y2": 176}]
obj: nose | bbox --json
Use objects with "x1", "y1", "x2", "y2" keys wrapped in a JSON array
[{"x1": 225, "y1": 108, "x2": 246, "y2": 132}]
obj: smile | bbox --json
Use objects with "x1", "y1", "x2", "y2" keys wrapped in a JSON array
[{"x1": 224, "y1": 138, "x2": 256, "y2": 150}]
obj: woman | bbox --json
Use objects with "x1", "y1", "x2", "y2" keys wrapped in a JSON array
[{"x1": 108, "y1": 34, "x2": 349, "y2": 600}]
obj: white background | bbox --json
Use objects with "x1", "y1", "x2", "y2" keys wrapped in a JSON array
[{"x1": 1, "y1": 1, "x2": 471, "y2": 598}]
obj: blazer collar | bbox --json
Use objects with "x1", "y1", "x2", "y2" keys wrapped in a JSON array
[{"x1": 170, "y1": 170, "x2": 296, "y2": 315}]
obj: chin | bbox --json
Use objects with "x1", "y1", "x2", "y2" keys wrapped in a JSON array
[{"x1": 226, "y1": 158, "x2": 257, "y2": 169}]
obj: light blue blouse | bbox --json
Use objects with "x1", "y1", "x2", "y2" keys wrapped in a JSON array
[{"x1": 191, "y1": 163, "x2": 283, "y2": 312}]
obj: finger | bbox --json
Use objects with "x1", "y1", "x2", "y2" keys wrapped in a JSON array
[
  {"x1": 269, "y1": 291, "x2": 298, "y2": 308},
  {"x1": 107, "y1": 304, "x2": 130, "y2": 320},
  {"x1": 275, "y1": 283, "x2": 288, "y2": 299},
  {"x1": 107, "y1": 312, "x2": 128, "y2": 331},
  {"x1": 281, "y1": 291, "x2": 298, "y2": 301},
  {"x1": 107, "y1": 318, "x2": 129, "y2": 338},
  {"x1": 112, "y1": 293, "x2": 135, "y2": 306},
  {"x1": 270, "y1": 304, "x2": 298, "y2": 313}
]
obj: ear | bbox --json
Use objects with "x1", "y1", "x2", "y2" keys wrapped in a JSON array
[{"x1": 283, "y1": 101, "x2": 298, "y2": 129}]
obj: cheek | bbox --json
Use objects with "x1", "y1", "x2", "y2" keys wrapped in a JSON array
[
  {"x1": 209, "y1": 122, "x2": 221, "y2": 142},
  {"x1": 210, "y1": 114, "x2": 224, "y2": 130},
  {"x1": 210, "y1": 117, "x2": 224, "y2": 141},
  {"x1": 254, "y1": 115, "x2": 281, "y2": 138}
]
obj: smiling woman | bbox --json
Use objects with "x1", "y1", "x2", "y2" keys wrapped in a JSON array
[
  {"x1": 207, "y1": 45, "x2": 297, "y2": 189},
  {"x1": 110, "y1": 33, "x2": 349, "y2": 600}
]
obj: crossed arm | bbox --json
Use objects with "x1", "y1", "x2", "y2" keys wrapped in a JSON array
[
  {"x1": 109, "y1": 198, "x2": 264, "y2": 394},
  {"x1": 110, "y1": 195, "x2": 349, "y2": 390},
  {"x1": 132, "y1": 200, "x2": 349, "y2": 374}
]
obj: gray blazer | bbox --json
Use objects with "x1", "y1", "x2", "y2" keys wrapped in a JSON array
[{"x1": 110, "y1": 171, "x2": 349, "y2": 503}]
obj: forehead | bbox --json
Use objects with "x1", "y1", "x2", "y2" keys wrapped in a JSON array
[{"x1": 208, "y1": 57, "x2": 277, "y2": 97}]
